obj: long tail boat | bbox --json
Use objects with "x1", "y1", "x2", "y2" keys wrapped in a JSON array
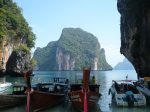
[
  {"x1": 68, "y1": 67, "x2": 101, "y2": 112},
  {"x1": 0, "y1": 84, "x2": 27, "y2": 108},
  {"x1": 26, "y1": 77, "x2": 68, "y2": 112},
  {"x1": 0, "y1": 70, "x2": 33, "y2": 109}
]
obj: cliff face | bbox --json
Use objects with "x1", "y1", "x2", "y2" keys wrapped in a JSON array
[
  {"x1": 0, "y1": 0, "x2": 35, "y2": 76},
  {"x1": 98, "y1": 48, "x2": 112, "y2": 70},
  {"x1": 57, "y1": 28, "x2": 101, "y2": 70},
  {"x1": 0, "y1": 37, "x2": 34, "y2": 76},
  {"x1": 33, "y1": 28, "x2": 112, "y2": 71},
  {"x1": 117, "y1": 0, "x2": 150, "y2": 78},
  {"x1": 0, "y1": 40, "x2": 12, "y2": 71},
  {"x1": 0, "y1": 38, "x2": 33, "y2": 76},
  {"x1": 56, "y1": 48, "x2": 75, "y2": 70},
  {"x1": 6, "y1": 50, "x2": 31, "y2": 76}
]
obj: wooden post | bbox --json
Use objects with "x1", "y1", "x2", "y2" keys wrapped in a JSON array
[
  {"x1": 83, "y1": 67, "x2": 90, "y2": 112},
  {"x1": 84, "y1": 91, "x2": 88, "y2": 112},
  {"x1": 24, "y1": 70, "x2": 32, "y2": 112},
  {"x1": 83, "y1": 67, "x2": 90, "y2": 91},
  {"x1": 26, "y1": 92, "x2": 30, "y2": 112}
]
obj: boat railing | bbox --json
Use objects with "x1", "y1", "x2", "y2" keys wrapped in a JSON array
[
  {"x1": 112, "y1": 80, "x2": 137, "y2": 83},
  {"x1": 113, "y1": 81, "x2": 140, "y2": 94},
  {"x1": 33, "y1": 82, "x2": 69, "y2": 94},
  {"x1": 53, "y1": 77, "x2": 68, "y2": 83}
]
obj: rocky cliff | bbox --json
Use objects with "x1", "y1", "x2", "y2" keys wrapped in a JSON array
[
  {"x1": 117, "y1": 0, "x2": 150, "y2": 78},
  {"x1": 0, "y1": 0, "x2": 35, "y2": 76},
  {"x1": 33, "y1": 28, "x2": 112, "y2": 71},
  {"x1": 6, "y1": 50, "x2": 31, "y2": 76}
]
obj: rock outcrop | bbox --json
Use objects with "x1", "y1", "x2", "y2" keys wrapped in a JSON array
[
  {"x1": 117, "y1": 0, "x2": 150, "y2": 78},
  {"x1": 33, "y1": 28, "x2": 112, "y2": 71},
  {"x1": 0, "y1": 0, "x2": 35, "y2": 76},
  {"x1": 56, "y1": 48, "x2": 75, "y2": 70},
  {"x1": 6, "y1": 50, "x2": 31, "y2": 76}
]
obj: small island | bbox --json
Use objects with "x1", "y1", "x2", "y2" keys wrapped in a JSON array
[{"x1": 33, "y1": 28, "x2": 112, "y2": 71}]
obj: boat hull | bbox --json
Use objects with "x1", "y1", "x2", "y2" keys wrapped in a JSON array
[
  {"x1": 31, "y1": 91, "x2": 65, "y2": 112},
  {"x1": 112, "y1": 93, "x2": 146, "y2": 107},
  {"x1": 68, "y1": 68, "x2": 100, "y2": 111},
  {"x1": 0, "y1": 94, "x2": 26, "y2": 108},
  {"x1": 137, "y1": 86, "x2": 150, "y2": 105},
  {"x1": 109, "y1": 80, "x2": 146, "y2": 107},
  {"x1": 68, "y1": 89, "x2": 100, "y2": 111}
]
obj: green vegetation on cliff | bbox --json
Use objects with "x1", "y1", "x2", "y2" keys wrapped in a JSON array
[
  {"x1": 98, "y1": 48, "x2": 112, "y2": 70},
  {"x1": 0, "y1": 0, "x2": 36, "y2": 74},
  {"x1": 0, "y1": 0, "x2": 35, "y2": 49},
  {"x1": 34, "y1": 41, "x2": 58, "y2": 70},
  {"x1": 33, "y1": 28, "x2": 112, "y2": 70},
  {"x1": 58, "y1": 28, "x2": 101, "y2": 70},
  {"x1": 58, "y1": 28, "x2": 98, "y2": 57}
]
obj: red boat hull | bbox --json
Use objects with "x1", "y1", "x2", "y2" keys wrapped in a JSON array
[
  {"x1": 68, "y1": 84, "x2": 100, "y2": 111},
  {"x1": 31, "y1": 91, "x2": 65, "y2": 111}
]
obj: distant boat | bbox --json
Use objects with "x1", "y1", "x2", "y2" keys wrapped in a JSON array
[
  {"x1": 68, "y1": 68, "x2": 101, "y2": 111},
  {"x1": 30, "y1": 77, "x2": 69, "y2": 112},
  {"x1": 0, "y1": 84, "x2": 27, "y2": 108},
  {"x1": 109, "y1": 80, "x2": 146, "y2": 107}
]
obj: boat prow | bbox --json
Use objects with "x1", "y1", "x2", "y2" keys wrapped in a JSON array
[
  {"x1": 0, "y1": 84, "x2": 27, "y2": 108},
  {"x1": 68, "y1": 84, "x2": 100, "y2": 111},
  {"x1": 68, "y1": 68, "x2": 101, "y2": 111}
]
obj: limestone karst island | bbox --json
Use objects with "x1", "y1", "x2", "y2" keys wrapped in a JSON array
[{"x1": 0, "y1": 0, "x2": 150, "y2": 112}]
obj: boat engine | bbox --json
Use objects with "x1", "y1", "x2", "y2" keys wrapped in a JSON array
[{"x1": 126, "y1": 91, "x2": 134, "y2": 107}]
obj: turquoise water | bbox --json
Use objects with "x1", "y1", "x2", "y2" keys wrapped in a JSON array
[{"x1": 0, "y1": 70, "x2": 150, "y2": 112}]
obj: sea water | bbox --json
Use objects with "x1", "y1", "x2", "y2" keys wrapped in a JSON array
[{"x1": 0, "y1": 70, "x2": 150, "y2": 112}]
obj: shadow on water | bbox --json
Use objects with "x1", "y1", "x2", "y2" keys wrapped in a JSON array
[
  {"x1": 0, "y1": 102, "x2": 101, "y2": 112},
  {"x1": 40, "y1": 102, "x2": 101, "y2": 112},
  {"x1": 0, "y1": 106, "x2": 25, "y2": 112}
]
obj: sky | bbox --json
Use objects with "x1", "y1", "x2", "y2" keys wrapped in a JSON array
[{"x1": 13, "y1": 0, "x2": 125, "y2": 67}]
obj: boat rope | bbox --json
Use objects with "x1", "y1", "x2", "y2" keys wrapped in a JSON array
[
  {"x1": 84, "y1": 91, "x2": 88, "y2": 112},
  {"x1": 26, "y1": 91, "x2": 30, "y2": 112}
]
